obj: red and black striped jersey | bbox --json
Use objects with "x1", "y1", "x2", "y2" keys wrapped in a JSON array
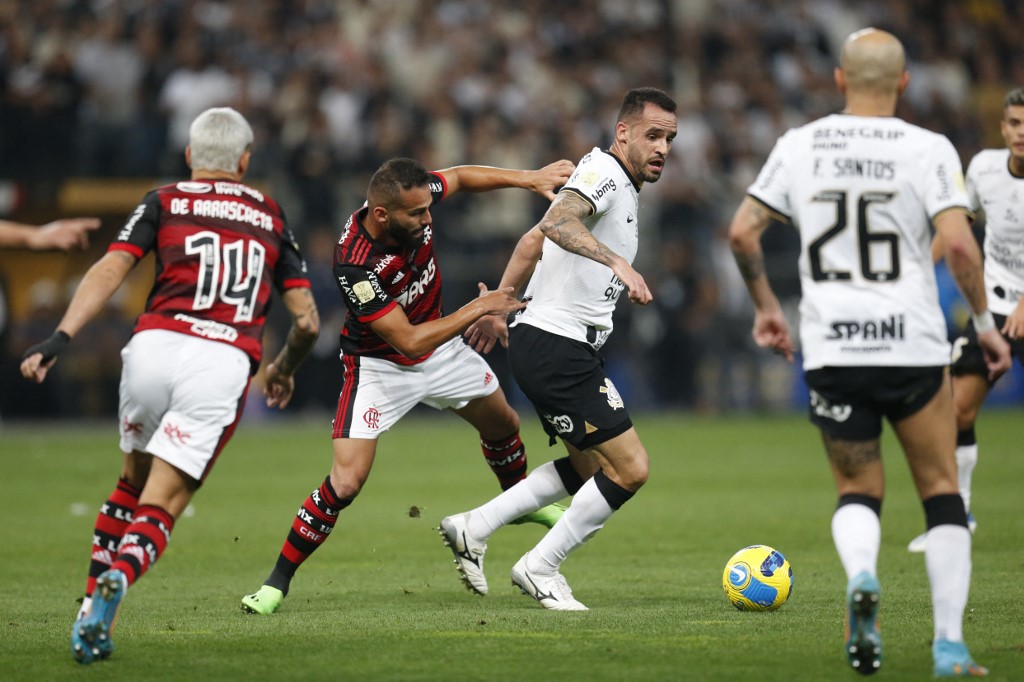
[
  {"x1": 333, "y1": 171, "x2": 447, "y2": 365},
  {"x1": 108, "y1": 179, "x2": 311, "y2": 368}
]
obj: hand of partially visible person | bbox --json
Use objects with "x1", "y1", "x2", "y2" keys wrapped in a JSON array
[
  {"x1": 20, "y1": 331, "x2": 71, "y2": 383},
  {"x1": 28, "y1": 218, "x2": 101, "y2": 251},
  {"x1": 477, "y1": 286, "x2": 527, "y2": 317},
  {"x1": 611, "y1": 260, "x2": 652, "y2": 305},
  {"x1": 527, "y1": 160, "x2": 575, "y2": 200},
  {"x1": 752, "y1": 307, "x2": 795, "y2": 363},
  {"x1": 263, "y1": 362, "x2": 296, "y2": 409},
  {"x1": 465, "y1": 283, "x2": 511, "y2": 353},
  {"x1": 977, "y1": 327, "x2": 1012, "y2": 382},
  {"x1": 1002, "y1": 301, "x2": 1024, "y2": 340}
]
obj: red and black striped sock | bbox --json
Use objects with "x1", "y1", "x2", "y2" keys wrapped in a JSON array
[
  {"x1": 85, "y1": 479, "x2": 141, "y2": 597},
  {"x1": 109, "y1": 505, "x2": 175, "y2": 586},
  {"x1": 265, "y1": 477, "x2": 350, "y2": 593},
  {"x1": 481, "y1": 431, "x2": 527, "y2": 490}
]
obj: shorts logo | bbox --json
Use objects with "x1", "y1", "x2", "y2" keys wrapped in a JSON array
[
  {"x1": 363, "y1": 407, "x2": 381, "y2": 430},
  {"x1": 353, "y1": 281, "x2": 376, "y2": 304},
  {"x1": 122, "y1": 416, "x2": 143, "y2": 435},
  {"x1": 483, "y1": 372, "x2": 494, "y2": 386},
  {"x1": 809, "y1": 389, "x2": 852, "y2": 423},
  {"x1": 599, "y1": 378, "x2": 624, "y2": 410},
  {"x1": 543, "y1": 413, "x2": 574, "y2": 435},
  {"x1": 951, "y1": 336, "x2": 968, "y2": 363},
  {"x1": 163, "y1": 422, "x2": 191, "y2": 444}
]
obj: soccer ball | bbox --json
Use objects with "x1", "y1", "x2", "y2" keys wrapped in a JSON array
[{"x1": 722, "y1": 544, "x2": 793, "y2": 611}]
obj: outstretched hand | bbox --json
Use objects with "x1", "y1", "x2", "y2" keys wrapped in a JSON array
[
  {"x1": 529, "y1": 160, "x2": 576, "y2": 201},
  {"x1": 465, "y1": 282, "x2": 511, "y2": 353},
  {"x1": 30, "y1": 218, "x2": 101, "y2": 251}
]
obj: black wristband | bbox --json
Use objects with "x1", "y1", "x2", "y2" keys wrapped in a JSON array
[{"x1": 23, "y1": 330, "x2": 71, "y2": 363}]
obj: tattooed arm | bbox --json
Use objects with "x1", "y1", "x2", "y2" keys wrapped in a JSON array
[
  {"x1": 934, "y1": 209, "x2": 1010, "y2": 379},
  {"x1": 728, "y1": 196, "x2": 795, "y2": 362},
  {"x1": 536, "y1": 190, "x2": 652, "y2": 304},
  {"x1": 264, "y1": 287, "x2": 321, "y2": 409}
]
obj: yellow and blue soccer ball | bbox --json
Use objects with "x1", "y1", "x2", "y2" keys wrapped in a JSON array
[{"x1": 722, "y1": 544, "x2": 793, "y2": 611}]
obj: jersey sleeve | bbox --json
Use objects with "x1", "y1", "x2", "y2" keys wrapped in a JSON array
[
  {"x1": 963, "y1": 153, "x2": 982, "y2": 214},
  {"x1": 108, "y1": 190, "x2": 160, "y2": 259},
  {"x1": 922, "y1": 136, "x2": 970, "y2": 219},
  {"x1": 334, "y1": 263, "x2": 396, "y2": 322},
  {"x1": 746, "y1": 133, "x2": 793, "y2": 220},
  {"x1": 559, "y1": 152, "x2": 616, "y2": 216},
  {"x1": 275, "y1": 221, "x2": 312, "y2": 292},
  {"x1": 427, "y1": 171, "x2": 448, "y2": 205}
]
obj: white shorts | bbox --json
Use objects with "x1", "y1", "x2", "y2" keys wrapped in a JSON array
[
  {"x1": 118, "y1": 329, "x2": 250, "y2": 482},
  {"x1": 332, "y1": 337, "x2": 500, "y2": 439}
]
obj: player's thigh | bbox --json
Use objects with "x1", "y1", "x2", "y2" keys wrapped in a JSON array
[
  {"x1": 144, "y1": 336, "x2": 250, "y2": 483},
  {"x1": 421, "y1": 338, "x2": 501, "y2": 410},
  {"x1": 587, "y1": 427, "x2": 649, "y2": 491},
  {"x1": 805, "y1": 367, "x2": 885, "y2": 494},
  {"x1": 508, "y1": 325, "x2": 632, "y2": 450},
  {"x1": 891, "y1": 370, "x2": 958, "y2": 499},
  {"x1": 451, "y1": 389, "x2": 519, "y2": 440},
  {"x1": 951, "y1": 373, "x2": 990, "y2": 426},
  {"x1": 332, "y1": 355, "x2": 424, "y2": 439},
  {"x1": 329, "y1": 437, "x2": 378, "y2": 498}
]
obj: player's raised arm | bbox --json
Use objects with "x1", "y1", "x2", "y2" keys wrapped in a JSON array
[
  {"x1": 372, "y1": 287, "x2": 525, "y2": 361},
  {"x1": 0, "y1": 217, "x2": 101, "y2": 251},
  {"x1": 436, "y1": 159, "x2": 574, "y2": 199}
]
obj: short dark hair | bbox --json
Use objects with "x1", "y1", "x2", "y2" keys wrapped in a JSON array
[
  {"x1": 368, "y1": 157, "x2": 431, "y2": 208},
  {"x1": 617, "y1": 87, "x2": 677, "y2": 123},
  {"x1": 1005, "y1": 87, "x2": 1024, "y2": 109}
]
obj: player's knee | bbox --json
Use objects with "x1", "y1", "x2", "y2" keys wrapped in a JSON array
[
  {"x1": 328, "y1": 470, "x2": 366, "y2": 500},
  {"x1": 953, "y1": 402, "x2": 978, "y2": 431}
]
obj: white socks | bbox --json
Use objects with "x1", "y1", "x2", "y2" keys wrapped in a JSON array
[
  {"x1": 955, "y1": 444, "x2": 978, "y2": 512},
  {"x1": 528, "y1": 476, "x2": 613, "y2": 573},
  {"x1": 831, "y1": 503, "x2": 880, "y2": 580},
  {"x1": 468, "y1": 461, "x2": 567, "y2": 539},
  {"x1": 926, "y1": 524, "x2": 972, "y2": 642}
]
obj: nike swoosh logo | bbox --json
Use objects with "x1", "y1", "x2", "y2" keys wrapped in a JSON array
[{"x1": 626, "y1": 216, "x2": 635, "y2": 223}]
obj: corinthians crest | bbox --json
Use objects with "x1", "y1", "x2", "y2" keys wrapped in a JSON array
[{"x1": 599, "y1": 378, "x2": 624, "y2": 409}]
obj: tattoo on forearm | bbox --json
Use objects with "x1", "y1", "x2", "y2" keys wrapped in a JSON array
[
  {"x1": 735, "y1": 251, "x2": 765, "y2": 281},
  {"x1": 540, "y1": 193, "x2": 614, "y2": 264},
  {"x1": 276, "y1": 293, "x2": 319, "y2": 373}
]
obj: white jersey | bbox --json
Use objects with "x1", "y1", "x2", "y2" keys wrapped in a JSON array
[
  {"x1": 965, "y1": 148, "x2": 1024, "y2": 316},
  {"x1": 748, "y1": 114, "x2": 969, "y2": 369},
  {"x1": 513, "y1": 147, "x2": 639, "y2": 349}
]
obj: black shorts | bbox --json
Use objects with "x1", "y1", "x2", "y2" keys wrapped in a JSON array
[
  {"x1": 508, "y1": 323, "x2": 632, "y2": 450},
  {"x1": 804, "y1": 366, "x2": 946, "y2": 441},
  {"x1": 951, "y1": 313, "x2": 1024, "y2": 384}
]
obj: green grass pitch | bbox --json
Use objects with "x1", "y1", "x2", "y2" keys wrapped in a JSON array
[{"x1": 1, "y1": 410, "x2": 1021, "y2": 680}]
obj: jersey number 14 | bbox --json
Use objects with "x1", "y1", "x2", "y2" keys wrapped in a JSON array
[{"x1": 185, "y1": 231, "x2": 266, "y2": 322}]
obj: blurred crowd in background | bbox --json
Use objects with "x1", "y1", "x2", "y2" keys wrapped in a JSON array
[{"x1": 2, "y1": 0, "x2": 1023, "y2": 421}]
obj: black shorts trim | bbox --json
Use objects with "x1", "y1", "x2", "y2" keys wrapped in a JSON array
[
  {"x1": 804, "y1": 366, "x2": 945, "y2": 441},
  {"x1": 508, "y1": 323, "x2": 632, "y2": 450}
]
